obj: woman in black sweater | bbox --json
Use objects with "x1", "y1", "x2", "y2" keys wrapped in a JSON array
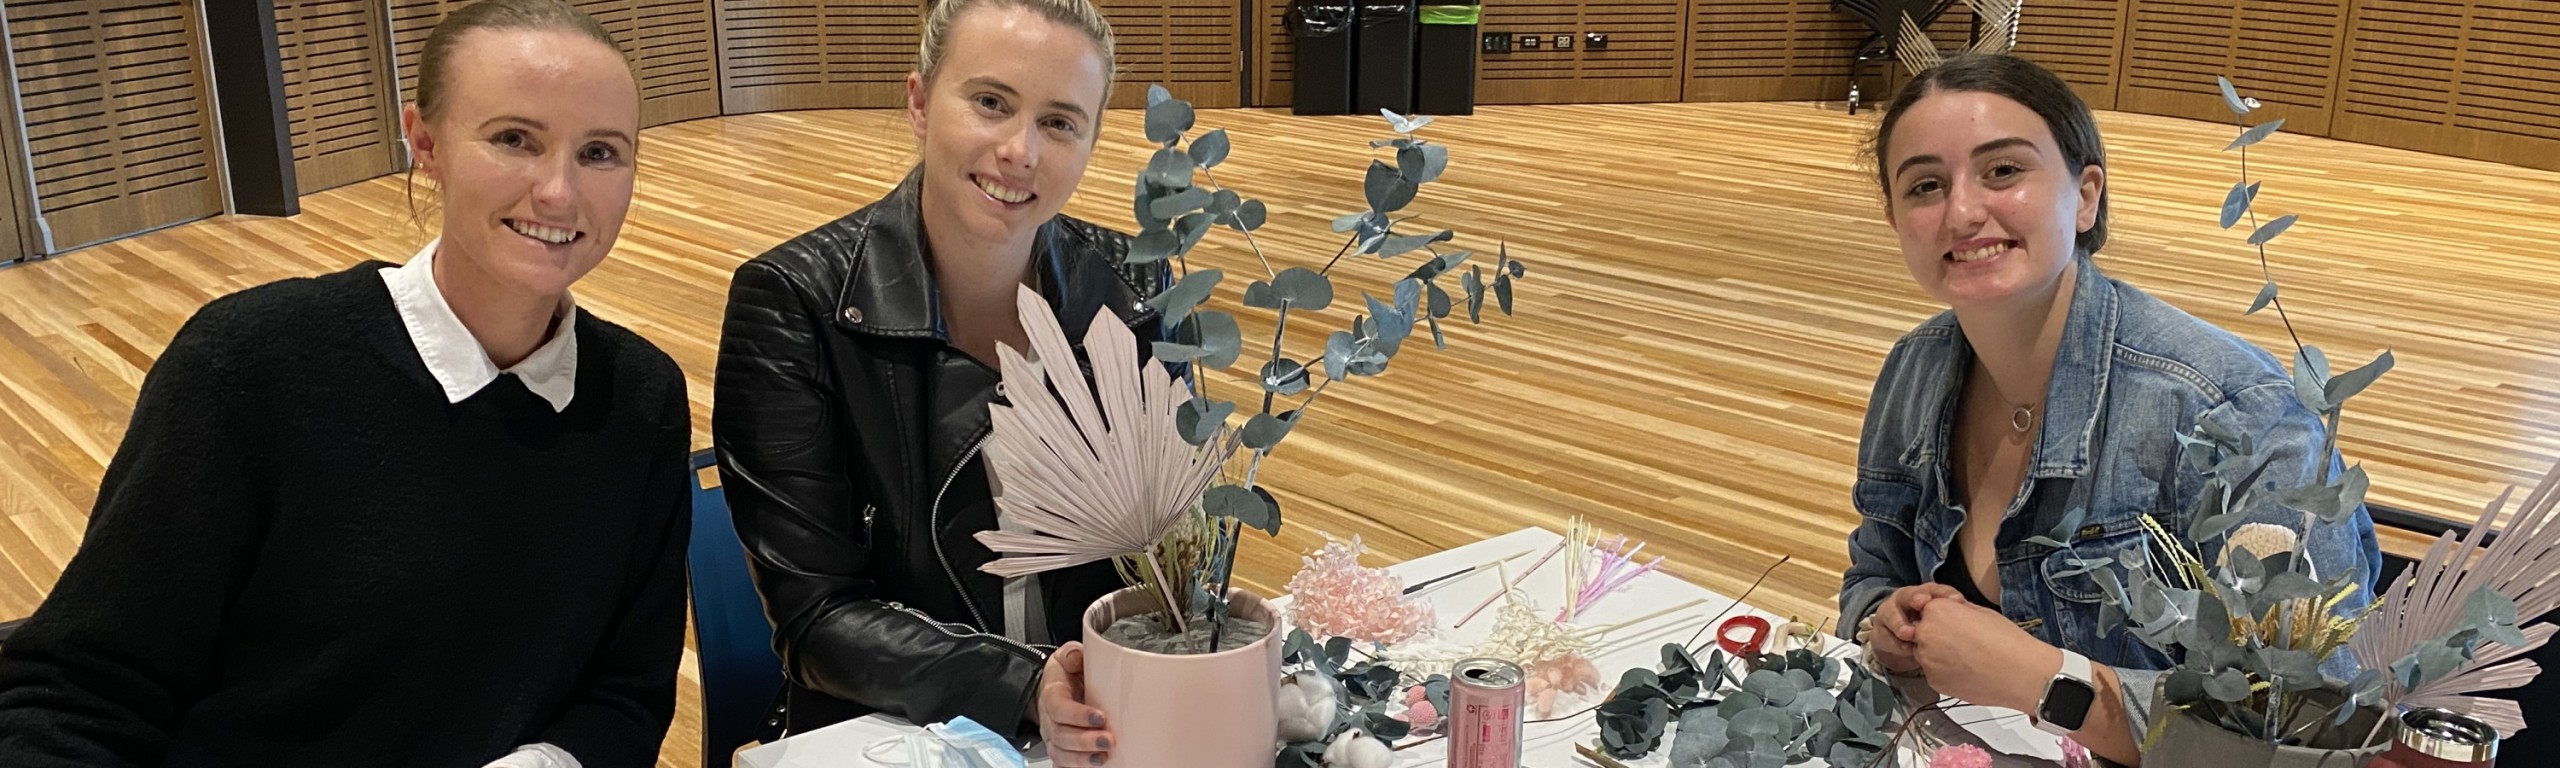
[{"x1": 0, "y1": 3, "x2": 688, "y2": 767}]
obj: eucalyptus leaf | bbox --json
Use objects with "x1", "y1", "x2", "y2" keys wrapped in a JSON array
[
  {"x1": 1173, "y1": 212, "x2": 1214, "y2": 259},
  {"x1": 1394, "y1": 277, "x2": 1421, "y2": 320},
  {"x1": 2192, "y1": 502, "x2": 2250, "y2": 545},
  {"x1": 2220, "y1": 181, "x2": 2262, "y2": 229},
  {"x1": 2204, "y1": 668, "x2": 2253, "y2": 702},
  {"x1": 1243, "y1": 280, "x2": 1281, "y2": 310},
  {"x1": 1332, "y1": 211, "x2": 1368, "y2": 233},
  {"x1": 1206, "y1": 189, "x2": 1241, "y2": 217},
  {"x1": 1192, "y1": 310, "x2": 1242, "y2": 368},
  {"x1": 1147, "y1": 83, "x2": 1172, "y2": 106},
  {"x1": 1188, "y1": 128, "x2": 1230, "y2": 168},
  {"x1": 1495, "y1": 272, "x2": 1515, "y2": 315},
  {"x1": 1363, "y1": 161, "x2": 1419, "y2": 213},
  {"x1": 1202, "y1": 483, "x2": 1280, "y2": 534},
  {"x1": 1147, "y1": 269, "x2": 1223, "y2": 327},
  {"x1": 2166, "y1": 668, "x2": 2207, "y2": 704},
  {"x1": 1273, "y1": 266, "x2": 1335, "y2": 310},
  {"x1": 2247, "y1": 281, "x2": 2280, "y2": 315},
  {"x1": 1242, "y1": 411, "x2": 1298, "y2": 450},
  {"x1": 2467, "y1": 587, "x2": 2528, "y2": 648},
  {"x1": 1417, "y1": 143, "x2": 1450, "y2": 183},
  {"x1": 1146, "y1": 146, "x2": 1195, "y2": 189},
  {"x1": 1176, "y1": 398, "x2": 1233, "y2": 445},
  {"x1": 2227, "y1": 118, "x2": 2287, "y2": 151},
  {"x1": 1228, "y1": 199, "x2": 1267, "y2": 231},
  {"x1": 2217, "y1": 76, "x2": 2252, "y2": 115},
  {"x1": 2326, "y1": 464, "x2": 2371, "y2": 524},
  {"x1": 1259, "y1": 358, "x2": 1311, "y2": 396},
  {"x1": 2349, "y1": 668, "x2": 2386, "y2": 707},
  {"x1": 1323, "y1": 331, "x2": 1355, "y2": 381},
  {"x1": 1381, "y1": 108, "x2": 1432, "y2": 134},
  {"x1": 2258, "y1": 647, "x2": 2325, "y2": 692},
  {"x1": 2293, "y1": 344, "x2": 2332, "y2": 413},
  {"x1": 1727, "y1": 706, "x2": 1790, "y2": 741},
  {"x1": 2325, "y1": 350, "x2": 2395, "y2": 405},
  {"x1": 1427, "y1": 282, "x2": 1452, "y2": 320},
  {"x1": 1149, "y1": 188, "x2": 1213, "y2": 220},
  {"x1": 1377, "y1": 229, "x2": 1453, "y2": 258},
  {"x1": 1144, "y1": 94, "x2": 1194, "y2": 145},
  {"x1": 1151, "y1": 341, "x2": 1209, "y2": 363},
  {"x1": 1129, "y1": 228, "x2": 1179, "y2": 264},
  {"x1": 2249, "y1": 213, "x2": 2299, "y2": 246},
  {"x1": 2049, "y1": 506, "x2": 2091, "y2": 545}
]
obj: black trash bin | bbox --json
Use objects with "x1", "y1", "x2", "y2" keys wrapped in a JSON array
[
  {"x1": 1412, "y1": 1, "x2": 1478, "y2": 115},
  {"x1": 1353, "y1": 1, "x2": 1416, "y2": 115},
  {"x1": 1287, "y1": 0, "x2": 1357, "y2": 115}
]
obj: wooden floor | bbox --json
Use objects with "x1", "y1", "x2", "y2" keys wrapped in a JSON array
[{"x1": 2, "y1": 101, "x2": 2555, "y2": 766}]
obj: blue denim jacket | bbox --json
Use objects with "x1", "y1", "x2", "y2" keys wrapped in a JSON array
[{"x1": 1838, "y1": 260, "x2": 2382, "y2": 718}]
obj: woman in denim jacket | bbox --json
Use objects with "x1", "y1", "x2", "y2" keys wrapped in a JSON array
[{"x1": 1836, "y1": 56, "x2": 2382, "y2": 765}]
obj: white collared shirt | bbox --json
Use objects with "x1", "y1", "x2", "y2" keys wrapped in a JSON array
[{"x1": 380, "y1": 240, "x2": 580, "y2": 412}]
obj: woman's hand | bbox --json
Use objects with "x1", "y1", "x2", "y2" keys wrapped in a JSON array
[
  {"x1": 1908, "y1": 597, "x2": 2061, "y2": 712},
  {"x1": 1866, "y1": 583, "x2": 1962, "y2": 675},
  {"x1": 1037, "y1": 642, "x2": 1114, "y2": 767}
]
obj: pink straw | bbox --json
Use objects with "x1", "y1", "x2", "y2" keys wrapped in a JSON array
[{"x1": 1456, "y1": 539, "x2": 1566, "y2": 628}]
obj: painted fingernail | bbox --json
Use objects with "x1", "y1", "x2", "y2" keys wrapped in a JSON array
[
  {"x1": 1088, "y1": 713, "x2": 1105, "y2": 727},
  {"x1": 1097, "y1": 737, "x2": 1113, "y2": 750}
]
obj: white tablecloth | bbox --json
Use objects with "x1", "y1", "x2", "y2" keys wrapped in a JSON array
[{"x1": 738, "y1": 527, "x2": 2065, "y2": 767}]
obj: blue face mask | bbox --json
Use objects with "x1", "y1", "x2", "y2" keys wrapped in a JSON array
[{"x1": 863, "y1": 716, "x2": 1028, "y2": 768}]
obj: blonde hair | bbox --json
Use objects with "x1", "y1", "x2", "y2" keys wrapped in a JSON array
[{"x1": 917, "y1": 0, "x2": 1118, "y2": 103}]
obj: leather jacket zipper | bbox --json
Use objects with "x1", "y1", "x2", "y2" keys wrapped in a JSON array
[{"x1": 931, "y1": 435, "x2": 994, "y2": 630}]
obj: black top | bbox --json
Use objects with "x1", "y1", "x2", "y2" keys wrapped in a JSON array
[
  {"x1": 0, "y1": 263, "x2": 691, "y2": 768},
  {"x1": 1936, "y1": 540, "x2": 2002, "y2": 610}
]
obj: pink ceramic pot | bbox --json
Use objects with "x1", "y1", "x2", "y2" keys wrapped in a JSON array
[{"x1": 1081, "y1": 587, "x2": 1283, "y2": 768}]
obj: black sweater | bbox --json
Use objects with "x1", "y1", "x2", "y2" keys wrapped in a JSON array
[{"x1": 0, "y1": 263, "x2": 691, "y2": 767}]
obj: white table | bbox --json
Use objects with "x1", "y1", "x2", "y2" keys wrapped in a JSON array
[{"x1": 739, "y1": 527, "x2": 2065, "y2": 767}]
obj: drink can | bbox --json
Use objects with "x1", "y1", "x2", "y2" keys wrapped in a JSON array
[{"x1": 1447, "y1": 658, "x2": 1524, "y2": 768}]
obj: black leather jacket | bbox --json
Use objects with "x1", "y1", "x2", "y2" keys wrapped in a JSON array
[{"x1": 712, "y1": 175, "x2": 1167, "y2": 739}]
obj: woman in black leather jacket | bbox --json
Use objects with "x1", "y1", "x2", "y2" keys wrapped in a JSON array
[{"x1": 710, "y1": 0, "x2": 1160, "y2": 764}]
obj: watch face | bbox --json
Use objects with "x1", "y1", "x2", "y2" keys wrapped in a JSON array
[{"x1": 2042, "y1": 678, "x2": 2098, "y2": 731}]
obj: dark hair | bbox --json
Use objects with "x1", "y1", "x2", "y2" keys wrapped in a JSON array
[
  {"x1": 406, "y1": 0, "x2": 628, "y2": 224},
  {"x1": 1867, "y1": 54, "x2": 2110, "y2": 256}
]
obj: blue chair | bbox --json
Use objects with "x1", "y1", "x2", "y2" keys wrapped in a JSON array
[{"x1": 687, "y1": 449, "x2": 785, "y2": 766}]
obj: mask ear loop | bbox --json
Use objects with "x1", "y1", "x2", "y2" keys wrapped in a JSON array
[{"x1": 864, "y1": 734, "x2": 917, "y2": 765}]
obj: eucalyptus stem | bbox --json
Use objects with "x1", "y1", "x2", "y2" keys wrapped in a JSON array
[{"x1": 1197, "y1": 166, "x2": 1278, "y2": 280}]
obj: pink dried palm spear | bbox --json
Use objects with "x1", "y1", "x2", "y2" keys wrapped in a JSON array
[
  {"x1": 2351, "y1": 456, "x2": 2560, "y2": 734},
  {"x1": 975, "y1": 285, "x2": 1239, "y2": 583}
]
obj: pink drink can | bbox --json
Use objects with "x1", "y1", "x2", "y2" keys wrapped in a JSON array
[{"x1": 1447, "y1": 658, "x2": 1524, "y2": 768}]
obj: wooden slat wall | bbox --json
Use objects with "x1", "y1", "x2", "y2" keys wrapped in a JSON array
[
  {"x1": 1682, "y1": 0, "x2": 1865, "y2": 102},
  {"x1": 578, "y1": 0, "x2": 721, "y2": 126},
  {"x1": 2014, "y1": 0, "x2": 2130, "y2": 110},
  {"x1": 1253, "y1": 0, "x2": 1292, "y2": 106},
  {"x1": 715, "y1": 0, "x2": 918, "y2": 113},
  {"x1": 278, "y1": 0, "x2": 403, "y2": 195},
  {"x1": 393, "y1": 0, "x2": 718, "y2": 127},
  {"x1": 5, "y1": 0, "x2": 223, "y2": 253},
  {"x1": 1479, "y1": 0, "x2": 1687, "y2": 104},
  {"x1": 1100, "y1": 0, "x2": 1243, "y2": 109},
  {"x1": 2330, "y1": 0, "x2": 2560, "y2": 173},
  {"x1": 2118, "y1": 0, "x2": 2351, "y2": 135}
]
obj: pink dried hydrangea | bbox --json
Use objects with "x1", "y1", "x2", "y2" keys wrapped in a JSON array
[
  {"x1": 1928, "y1": 744, "x2": 1993, "y2": 768},
  {"x1": 1284, "y1": 537, "x2": 1434, "y2": 645}
]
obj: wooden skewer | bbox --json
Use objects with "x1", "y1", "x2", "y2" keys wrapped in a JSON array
[{"x1": 1573, "y1": 597, "x2": 1710, "y2": 639}]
